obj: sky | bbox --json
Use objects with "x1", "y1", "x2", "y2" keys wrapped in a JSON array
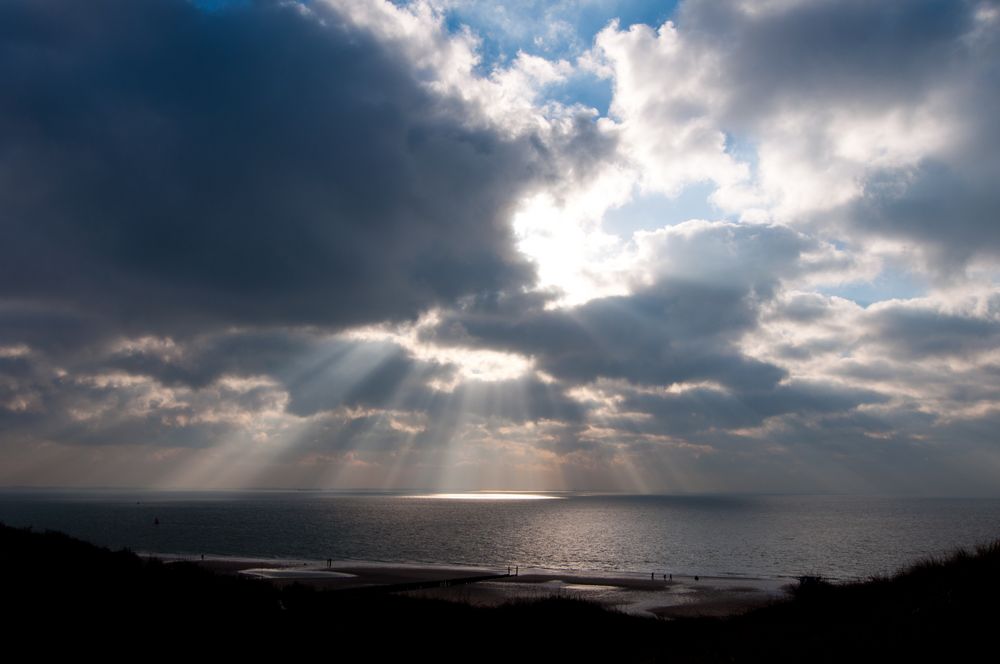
[{"x1": 2, "y1": 0, "x2": 1000, "y2": 494}]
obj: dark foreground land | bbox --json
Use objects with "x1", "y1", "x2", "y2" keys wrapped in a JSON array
[{"x1": 3, "y1": 523, "x2": 998, "y2": 662}]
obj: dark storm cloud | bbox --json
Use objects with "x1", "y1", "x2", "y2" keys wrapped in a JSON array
[
  {"x1": 866, "y1": 304, "x2": 1000, "y2": 360},
  {"x1": 0, "y1": 0, "x2": 627, "y2": 454},
  {"x1": 0, "y1": 304, "x2": 110, "y2": 360},
  {"x1": 850, "y1": 159, "x2": 1000, "y2": 268},
  {"x1": 0, "y1": 0, "x2": 555, "y2": 334},
  {"x1": 681, "y1": 0, "x2": 976, "y2": 116},
  {"x1": 613, "y1": 381, "x2": 887, "y2": 438}
]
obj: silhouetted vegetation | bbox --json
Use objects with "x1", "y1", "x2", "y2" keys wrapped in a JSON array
[{"x1": 4, "y1": 522, "x2": 998, "y2": 661}]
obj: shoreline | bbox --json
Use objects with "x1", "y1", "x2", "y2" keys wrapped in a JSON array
[{"x1": 149, "y1": 551, "x2": 792, "y2": 617}]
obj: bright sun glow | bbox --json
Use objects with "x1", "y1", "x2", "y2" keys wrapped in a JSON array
[{"x1": 512, "y1": 192, "x2": 632, "y2": 307}]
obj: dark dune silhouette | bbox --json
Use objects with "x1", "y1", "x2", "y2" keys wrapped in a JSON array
[{"x1": 3, "y1": 522, "x2": 997, "y2": 662}]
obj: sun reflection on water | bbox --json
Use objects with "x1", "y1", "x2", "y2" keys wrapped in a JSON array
[{"x1": 415, "y1": 492, "x2": 564, "y2": 501}]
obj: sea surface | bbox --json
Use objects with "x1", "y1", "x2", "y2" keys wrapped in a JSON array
[{"x1": 2, "y1": 490, "x2": 999, "y2": 581}]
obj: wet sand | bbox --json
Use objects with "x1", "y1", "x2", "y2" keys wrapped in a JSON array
[
  {"x1": 165, "y1": 555, "x2": 792, "y2": 617},
  {"x1": 401, "y1": 571, "x2": 790, "y2": 617}
]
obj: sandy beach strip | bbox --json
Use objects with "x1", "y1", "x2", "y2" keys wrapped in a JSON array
[
  {"x1": 400, "y1": 571, "x2": 791, "y2": 617},
  {"x1": 158, "y1": 554, "x2": 793, "y2": 617}
]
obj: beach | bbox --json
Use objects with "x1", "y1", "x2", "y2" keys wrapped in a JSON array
[{"x1": 176, "y1": 555, "x2": 790, "y2": 617}]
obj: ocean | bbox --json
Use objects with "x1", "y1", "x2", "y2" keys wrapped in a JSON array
[{"x1": 2, "y1": 490, "x2": 998, "y2": 581}]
